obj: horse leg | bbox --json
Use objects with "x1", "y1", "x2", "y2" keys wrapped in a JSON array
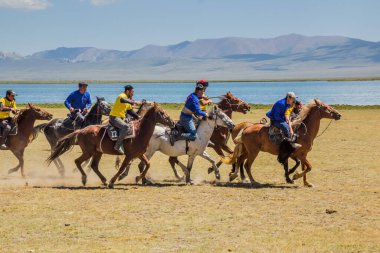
[
  {"x1": 168, "y1": 157, "x2": 184, "y2": 180},
  {"x1": 8, "y1": 149, "x2": 24, "y2": 177},
  {"x1": 90, "y1": 152, "x2": 107, "y2": 186},
  {"x1": 109, "y1": 156, "x2": 131, "y2": 188},
  {"x1": 135, "y1": 154, "x2": 151, "y2": 184},
  {"x1": 54, "y1": 157, "x2": 65, "y2": 177},
  {"x1": 283, "y1": 159, "x2": 294, "y2": 184},
  {"x1": 185, "y1": 155, "x2": 195, "y2": 184},
  {"x1": 244, "y1": 149, "x2": 260, "y2": 186},
  {"x1": 230, "y1": 155, "x2": 245, "y2": 182},
  {"x1": 292, "y1": 159, "x2": 313, "y2": 187},
  {"x1": 74, "y1": 153, "x2": 92, "y2": 186},
  {"x1": 84, "y1": 158, "x2": 93, "y2": 173},
  {"x1": 208, "y1": 146, "x2": 225, "y2": 174},
  {"x1": 288, "y1": 157, "x2": 300, "y2": 175},
  {"x1": 115, "y1": 155, "x2": 122, "y2": 170},
  {"x1": 117, "y1": 161, "x2": 132, "y2": 181},
  {"x1": 199, "y1": 151, "x2": 220, "y2": 181}
]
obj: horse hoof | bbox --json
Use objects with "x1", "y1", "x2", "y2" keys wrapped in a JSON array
[
  {"x1": 81, "y1": 176, "x2": 87, "y2": 186},
  {"x1": 108, "y1": 183, "x2": 114, "y2": 189},
  {"x1": 229, "y1": 174, "x2": 238, "y2": 182},
  {"x1": 292, "y1": 173, "x2": 301, "y2": 180},
  {"x1": 135, "y1": 176, "x2": 140, "y2": 183},
  {"x1": 304, "y1": 183, "x2": 314, "y2": 188},
  {"x1": 216, "y1": 173, "x2": 221, "y2": 181},
  {"x1": 8, "y1": 169, "x2": 16, "y2": 174},
  {"x1": 286, "y1": 178, "x2": 294, "y2": 184},
  {"x1": 143, "y1": 179, "x2": 153, "y2": 185},
  {"x1": 207, "y1": 167, "x2": 214, "y2": 174}
]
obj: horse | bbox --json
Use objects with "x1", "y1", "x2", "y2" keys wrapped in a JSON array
[
  {"x1": 2, "y1": 104, "x2": 53, "y2": 177},
  {"x1": 125, "y1": 106, "x2": 235, "y2": 184},
  {"x1": 46, "y1": 103, "x2": 175, "y2": 188},
  {"x1": 33, "y1": 97, "x2": 111, "y2": 177},
  {"x1": 221, "y1": 99, "x2": 341, "y2": 187},
  {"x1": 167, "y1": 92, "x2": 251, "y2": 180}
]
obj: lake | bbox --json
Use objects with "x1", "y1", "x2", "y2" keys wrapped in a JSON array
[{"x1": 0, "y1": 81, "x2": 379, "y2": 105}]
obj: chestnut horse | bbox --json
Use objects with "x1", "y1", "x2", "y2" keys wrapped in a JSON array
[
  {"x1": 222, "y1": 99, "x2": 341, "y2": 187},
  {"x1": 47, "y1": 103, "x2": 175, "y2": 187},
  {"x1": 3, "y1": 104, "x2": 53, "y2": 177}
]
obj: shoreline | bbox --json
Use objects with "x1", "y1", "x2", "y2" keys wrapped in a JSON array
[
  {"x1": 24, "y1": 103, "x2": 380, "y2": 110},
  {"x1": 1, "y1": 77, "x2": 380, "y2": 84}
]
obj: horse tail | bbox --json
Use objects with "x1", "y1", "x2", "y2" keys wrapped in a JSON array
[
  {"x1": 31, "y1": 123, "x2": 48, "y2": 142},
  {"x1": 220, "y1": 129, "x2": 245, "y2": 165},
  {"x1": 46, "y1": 131, "x2": 78, "y2": 164}
]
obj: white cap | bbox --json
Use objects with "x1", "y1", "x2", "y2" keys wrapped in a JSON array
[{"x1": 286, "y1": 92, "x2": 297, "y2": 99}]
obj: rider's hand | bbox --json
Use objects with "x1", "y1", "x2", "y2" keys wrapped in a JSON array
[
  {"x1": 135, "y1": 101, "x2": 142, "y2": 106},
  {"x1": 207, "y1": 99, "x2": 213, "y2": 104},
  {"x1": 11, "y1": 108, "x2": 18, "y2": 114},
  {"x1": 69, "y1": 107, "x2": 75, "y2": 113},
  {"x1": 83, "y1": 108, "x2": 88, "y2": 114}
]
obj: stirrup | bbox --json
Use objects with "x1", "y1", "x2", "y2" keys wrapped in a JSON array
[
  {"x1": 114, "y1": 144, "x2": 125, "y2": 155},
  {"x1": 0, "y1": 144, "x2": 8, "y2": 150}
]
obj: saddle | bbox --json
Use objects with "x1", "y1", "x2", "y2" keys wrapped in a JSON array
[
  {"x1": 260, "y1": 118, "x2": 298, "y2": 145},
  {"x1": 0, "y1": 121, "x2": 17, "y2": 137},
  {"x1": 167, "y1": 121, "x2": 191, "y2": 153},
  {"x1": 61, "y1": 113, "x2": 83, "y2": 130},
  {"x1": 104, "y1": 122, "x2": 135, "y2": 141}
]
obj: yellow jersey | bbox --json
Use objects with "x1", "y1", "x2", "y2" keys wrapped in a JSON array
[
  {"x1": 110, "y1": 93, "x2": 133, "y2": 118},
  {"x1": 285, "y1": 105, "x2": 294, "y2": 117},
  {"x1": 199, "y1": 97, "x2": 207, "y2": 111},
  {"x1": 0, "y1": 97, "x2": 17, "y2": 119}
]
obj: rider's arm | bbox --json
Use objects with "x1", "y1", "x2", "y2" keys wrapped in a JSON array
[
  {"x1": 86, "y1": 93, "x2": 92, "y2": 110},
  {"x1": 191, "y1": 95, "x2": 206, "y2": 117},
  {"x1": 120, "y1": 97, "x2": 135, "y2": 105},
  {"x1": 0, "y1": 102, "x2": 12, "y2": 111},
  {"x1": 126, "y1": 109, "x2": 139, "y2": 120},
  {"x1": 64, "y1": 93, "x2": 73, "y2": 110}
]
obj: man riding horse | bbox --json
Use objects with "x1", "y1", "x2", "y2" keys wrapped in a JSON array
[
  {"x1": 0, "y1": 90, "x2": 18, "y2": 150},
  {"x1": 266, "y1": 92, "x2": 302, "y2": 149},
  {"x1": 109, "y1": 85, "x2": 141, "y2": 155},
  {"x1": 64, "y1": 82, "x2": 92, "y2": 128}
]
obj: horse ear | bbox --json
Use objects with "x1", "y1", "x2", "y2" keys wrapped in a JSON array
[
  {"x1": 96, "y1": 96, "x2": 99, "y2": 101},
  {"x1": 28, "y1": 103, "x2": 32, "y2": 108},
  {"x1": 314, "y1": 99, "x2": 320, "y2": 105}
]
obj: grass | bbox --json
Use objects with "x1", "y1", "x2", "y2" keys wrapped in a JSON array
[{"x1": 0, "y1": 108, "x2": 379, "y2": 252}]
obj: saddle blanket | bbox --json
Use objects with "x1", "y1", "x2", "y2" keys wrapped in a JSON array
[{"x1": 104, "y1": 123, "x2": 135, "y2": 141}]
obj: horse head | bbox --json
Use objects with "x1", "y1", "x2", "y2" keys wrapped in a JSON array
[
  {"x1": 27, "y1": 103, "x2": 53, "y2": 121},
  {"x1": 314, "y1": 99, "x2": 342, "y2": 120},
  {"x1": 208, "y1": 106, "x2": 235, "y2": 130},
  {"x1": 151, "y1": 102, "x2": 175, "y2": 128},
  {"x1": 95, "y1": 96, "x2": 111, "y2": 116},
  {"x1": 220, "y1": 91, "x2": 251, "y2": 114}
]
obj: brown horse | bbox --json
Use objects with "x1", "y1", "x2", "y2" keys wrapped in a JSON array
[
  {"x1": 47, "y1": 103, "x2": 175, "y2": 187},
  {"x1": 222, "y1": 99, "x2": 341, "y2": 187},
  {"x1": 168, "y1": 92, "x2": 251, "y2": 179},
  {"x1": 2, "y1": 104, "x2": 53, "y2": 177}
]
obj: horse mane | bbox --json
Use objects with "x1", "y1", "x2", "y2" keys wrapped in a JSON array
[{"x1": 292, "y1": 99, "x2": 319, "y2": 126}]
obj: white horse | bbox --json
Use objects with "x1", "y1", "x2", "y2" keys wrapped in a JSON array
[{"x1": 128, "y1": 106, "x2": 235, "y2": 184}]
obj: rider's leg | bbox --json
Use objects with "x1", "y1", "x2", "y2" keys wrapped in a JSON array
[
  {"x1": 178, "y1": 117, "x2": 197, "y2": 141},
  {"x1": 109, "y1": 116, "x2": 129, "y2": 154},
  {"x1": 0, "y1": 119, "x2": 11, "y2": 149}
]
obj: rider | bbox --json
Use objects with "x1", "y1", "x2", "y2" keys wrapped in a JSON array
[
  {"x1": 109, "y1": 85, "x2": 141, "y2": 154},
  {"x1": 64, "y1": 82, "x2": 92, "y2": 127},
  {"x1": 173, "y1": 83, "x2": 207, "y2": 143},
  {"x1": 266, "y1": 92, "x2": 300, "y2": 147},
  {"x1": 196, "y1": 80, "x2": 212, "y2": 112},
  {"x1": 0, "y1": 90, "x2": 18, "y2": 149}
]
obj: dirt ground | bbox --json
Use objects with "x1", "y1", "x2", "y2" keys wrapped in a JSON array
[{"x1": 0, "y1": 107, "x2": 379, "y2": 252}]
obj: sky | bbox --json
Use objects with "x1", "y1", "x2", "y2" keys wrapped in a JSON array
[{"x1": 0, "y1": 0, "x2": 379, "y2": 55}]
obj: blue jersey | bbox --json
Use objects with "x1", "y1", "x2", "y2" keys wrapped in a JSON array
[
  {"x1": 64, "y1": 90, "x2": 92, "y2": 110},
  {"x1": 180, "y1": 93, "x2": 207, "y2": 120},
  {"x1": 266, "y1": 98, "x2": 290, "y2": 122}
]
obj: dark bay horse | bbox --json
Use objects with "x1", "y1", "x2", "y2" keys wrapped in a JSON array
[
  {"x1": 222, "y1": 99, "x2": 341, "y2": 187},
  {"x1": 34, "y1": 97, "x2": 111, "y2": 176},
  {"x1": 3, "y1": 104, "x2": 53, "y2": 177},
  {"x1": 47, "y1": 103, "x2": 175, "y2": 187}
]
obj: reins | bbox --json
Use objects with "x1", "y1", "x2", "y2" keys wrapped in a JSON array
[{"x1": 315, "y1": 119, "x2": 333, "y2": 138}]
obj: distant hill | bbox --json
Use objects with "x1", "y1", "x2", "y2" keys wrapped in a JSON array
[{"x1": 1, "y1": 34, "x2": 380, "y2": 80}]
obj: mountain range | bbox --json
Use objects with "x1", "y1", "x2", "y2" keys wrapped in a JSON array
[{"x1": 1, "y1": 34, "x2": 380, "y2": 80}]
